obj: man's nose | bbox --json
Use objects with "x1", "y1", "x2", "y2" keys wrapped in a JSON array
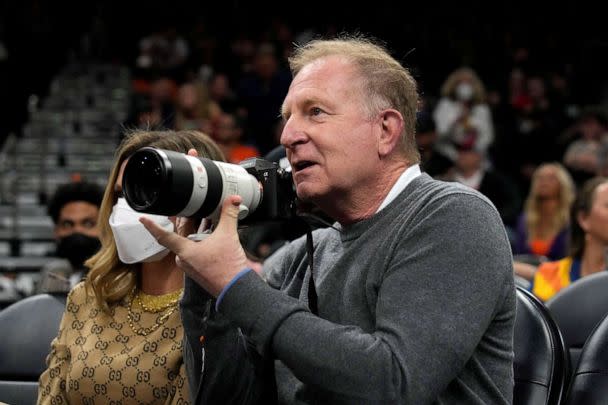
[{"x1": 280, "y1": 117, "x2": 308, "y2": 149}]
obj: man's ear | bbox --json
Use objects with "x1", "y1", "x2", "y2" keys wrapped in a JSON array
[{"x1": 377, "y1": 109, "x2": 404, "y2": 158}]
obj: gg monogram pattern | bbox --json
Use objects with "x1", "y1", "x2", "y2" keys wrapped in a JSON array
[{"x1": 37, "y1": 283, "x2": 190, "y2": 404}]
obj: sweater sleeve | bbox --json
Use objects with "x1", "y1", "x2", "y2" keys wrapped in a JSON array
[
  {"x1": 37, "y1": 291, "x2": 74, "y2": 404},
  {"x1": 218, "y1": 192, "x2": 515, "y2": 403},
  {"x1": 181, "y1": 275, "x2": 277, "y2": 405}
]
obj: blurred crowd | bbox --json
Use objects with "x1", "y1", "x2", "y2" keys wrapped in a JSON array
[
  {"x1": 1, "y1": 7, "x2": 608, "y2": 405},
  {"x1": 117, "y1": 15, "x2": 608, "y2": 242},
  {"x1": 1, "y1": 4, "x2": 608, "y2": 301}
]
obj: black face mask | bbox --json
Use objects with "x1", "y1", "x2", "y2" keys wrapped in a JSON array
[{"x1": 56, "y1": 233, "x2": 101, "y2": 270}]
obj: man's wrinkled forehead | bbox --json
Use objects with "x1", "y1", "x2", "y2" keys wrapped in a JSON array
[
  {"x1": 282, "y1": 57, "x2": 362, "y2": 116},
  {"x1": 292, "y1": 55, "x2": 357, "y2": 86}
]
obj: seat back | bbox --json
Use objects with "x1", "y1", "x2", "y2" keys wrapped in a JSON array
[
  {"x1": 513, "y1": 286, "x2": 570, "y2": 405},
  {"x1": 514, "y1": 275, "x2": 531, "y2": 290},
  {"x1": 0, "y1": 381, "x2": 39, "y2": 405},
  {"x1": 563, "y1": 313, "x2": 608, "y2": 404},
  {"x1": 546, "y1": 271, "x2": 608, "y2": 368},
  {"x1": 0, "y1": 293, "x2": 66, "y2": 404}
]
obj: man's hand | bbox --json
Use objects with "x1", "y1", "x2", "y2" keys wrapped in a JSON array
[{"x1": 140, "y1": 195, "x2": 249, "y2": 297}]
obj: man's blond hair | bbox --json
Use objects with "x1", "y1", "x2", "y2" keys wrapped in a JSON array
[{"x1": 289, "y1": 34, "x2": 420, "y2": 162}]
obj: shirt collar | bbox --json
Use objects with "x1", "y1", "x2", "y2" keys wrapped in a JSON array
[{"x1": 376, "y1": 164, "x2": 421, "y2": 213}]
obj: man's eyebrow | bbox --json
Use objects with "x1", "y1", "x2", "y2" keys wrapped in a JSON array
[{"x1": 281, "y1": 97, "x2": 326, "y2": 120}]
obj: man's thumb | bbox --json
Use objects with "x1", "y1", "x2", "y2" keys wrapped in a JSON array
[{"x1": 216, "y1": 195, "x2": 243, "y2": 233}]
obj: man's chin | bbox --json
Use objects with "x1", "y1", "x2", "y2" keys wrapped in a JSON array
[
  {"x1": 295, "y1": 190, "x2": 312, "y2": 202},
  {"x1": 295, "y1": 185, "x2": 319, "y2": 202}
]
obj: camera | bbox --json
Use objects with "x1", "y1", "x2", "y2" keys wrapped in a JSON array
[{"x1": 122, "y1": 147, "x2": 298, "y2": 225}]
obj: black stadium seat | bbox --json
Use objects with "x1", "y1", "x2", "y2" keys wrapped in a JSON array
[
  {"x1": 513, "y1": 286, "x2": 570, "y2": 405},
  {"x1": 0, "y1": 293, "x2": 66, "y2": 405},
  {"x1": 546, "y1": 271, "x2": 608, "y2": 369},
  {"x1": 563, "y1": 313, "x2": 608, "y2": 404}
]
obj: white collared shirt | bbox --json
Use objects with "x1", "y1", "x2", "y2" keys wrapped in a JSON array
[
  {"x1": 377, "y1": 164, "x2": 421, "y2": 213},
  {"x1": 454, "y1": 170, "x2": 483, "y2": 190}
]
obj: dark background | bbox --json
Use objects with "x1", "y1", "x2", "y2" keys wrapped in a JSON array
[{"x1": 1, "y1": 1, "x2": 607, "y2": 144}]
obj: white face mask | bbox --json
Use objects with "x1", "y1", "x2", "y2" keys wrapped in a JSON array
[
  {"x1": 109, "y1": 198, "x2": 175, "y2": 264},
  {"x1": 455, "y1": 82, "x2": 474, "y2": 101}
]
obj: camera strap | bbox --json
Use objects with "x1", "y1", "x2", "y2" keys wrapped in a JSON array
[
  {"x1": 298, "y1": 211, "x2": 340, "y2": 316},
  {"x1": 306, "y1": 228, "x2": 318, "y2": 315}
]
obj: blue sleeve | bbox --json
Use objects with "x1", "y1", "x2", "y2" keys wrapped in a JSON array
[{"x1": 215, "y1": 268, "x2": 254, "y2": 311}]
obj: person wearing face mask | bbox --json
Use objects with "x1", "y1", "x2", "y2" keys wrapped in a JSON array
[
  {"x1": 37, "y1": 181, "x2": 104, "y2": 294},
  {"x1": 432, "y1": 67, "x2": 495, "y2": 167},
  {"x1": 37, "y1": 130, "x2": 227, "y2": 405}
]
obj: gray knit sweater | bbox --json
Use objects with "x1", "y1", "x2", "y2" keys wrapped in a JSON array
[{"x1": 209, "y1": 173, "x2": 515, "y2": 404}]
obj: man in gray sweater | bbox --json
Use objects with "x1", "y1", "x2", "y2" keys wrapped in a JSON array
[{"x1": 142, "y1": 35, "x2": 515, "y2": 404}]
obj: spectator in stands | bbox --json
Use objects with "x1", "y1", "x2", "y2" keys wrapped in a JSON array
[
  {"x1": 136, "y1": 25, "x2": 189, "y2": 73},
  {"x1": 513, "y1": 75, "x2": 566, "y2": 184},
  {"x1": 415, "y1": 110, "x2": 452, "y2": 177},
  {"x1": 531, "y1": 176, "x2": 608, "y2": 301},
  {"x1": 123, "y1": 76, "x2": 178, "y2": 132},
  {"x1": 508, "y1": 68, "x2": 531, "y2": 113},
  {"x1": 211, "y1": 111, "x2": 260, "y2": 163},
  {"x1": 237, "y1": 42, "x2": 291, "y2": 154},
  {"x1": 143, "y1": 35, "x2": 515, "y2": 404},
  {"x1": 439, "y1": 138, "x2": 521, "y2": 229},
  {"x1": 208, "y1": 72, "x2": 241, "y2": 114},
  {"x1": 174, "y1": 80, "x2": 222, "y2": 133},
  {"x1": 433, "y1": 67, "x2": 495, "y2": 163},
  {"x1": 513, "y1": 163, "x2": 575, "y2": 262},
  {"x1": 562, "y1": 106, "x2": 608, "y2": 187},
  {"x1": 598, "y1": 140, "x2": 608, "y2": 178},
  {"x1": 38, "y1": 130, "x2": 225, "y2": 404},
  {"x1": 37, "y1": 181, "x2": 104, "y2": 294}
]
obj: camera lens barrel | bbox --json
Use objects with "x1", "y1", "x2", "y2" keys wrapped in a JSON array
[{"x1": 123, "y1": 147, "x2": 261, "y2": 220}]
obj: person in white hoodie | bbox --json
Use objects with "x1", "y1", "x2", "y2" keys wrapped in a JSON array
[{"x1": 433, "y1": 66, "x2": 495, "y2": 163}]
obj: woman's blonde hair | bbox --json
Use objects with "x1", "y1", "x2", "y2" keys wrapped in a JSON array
[
  {"x1": 440, "y1": 67, "x2": 487, "y2": 105},
  {"x1": 524, "y1": 162, "x2": 575, "y2": 240},
  {"x1": 85, "y1": 129, "x2": 225, "y2": 313}
]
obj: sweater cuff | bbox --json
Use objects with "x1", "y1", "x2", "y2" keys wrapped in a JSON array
[
  {"x1": 215, "y1": 268, "x2": 253, "y2": 311},
  {"x1": 217, "y1": 270, "x2": 308, "y2": 355},
  {"x1": 181, "y1": 275, "x2": 213, "y2": 308}
]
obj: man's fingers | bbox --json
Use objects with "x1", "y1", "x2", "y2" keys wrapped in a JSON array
[
  {"x1": 215, "y1": 195, "x2": 243, "y2": 234},
  {"x1": 140, "y1": 216, "x2": 190, "y2": 254},
  {"x1": 175, "y1": 216, "x2": 198, "y2": 237}
]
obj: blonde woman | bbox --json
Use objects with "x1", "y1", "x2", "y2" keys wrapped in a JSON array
[
  {"x1": 513, "y1": 163, "x2": 575, "y2": 263},
  {"x1": 532, "y1": 177, "x2": 608, "y2": 301},
  {"x1": 38, "y1": 130, "x2": 225, "y2": 404}
]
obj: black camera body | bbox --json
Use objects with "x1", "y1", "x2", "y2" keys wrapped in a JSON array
[
  {"x1": 122, "y1": 147, "x2": 298, "y2": 226},
  {"x1": 238, "y1": 157, "x2": 298, "y2": 225}
]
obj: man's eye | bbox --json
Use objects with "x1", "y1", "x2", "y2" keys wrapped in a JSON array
[
  {"x1": 82, "y1": 219, "x2": 97, "y2": 229},
  {"x1": 59, "y1": 221, "x2": 74, "y2": 229},
  {"x1": 311, "y1": 107, "x2": 323, "y2": 116}
]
